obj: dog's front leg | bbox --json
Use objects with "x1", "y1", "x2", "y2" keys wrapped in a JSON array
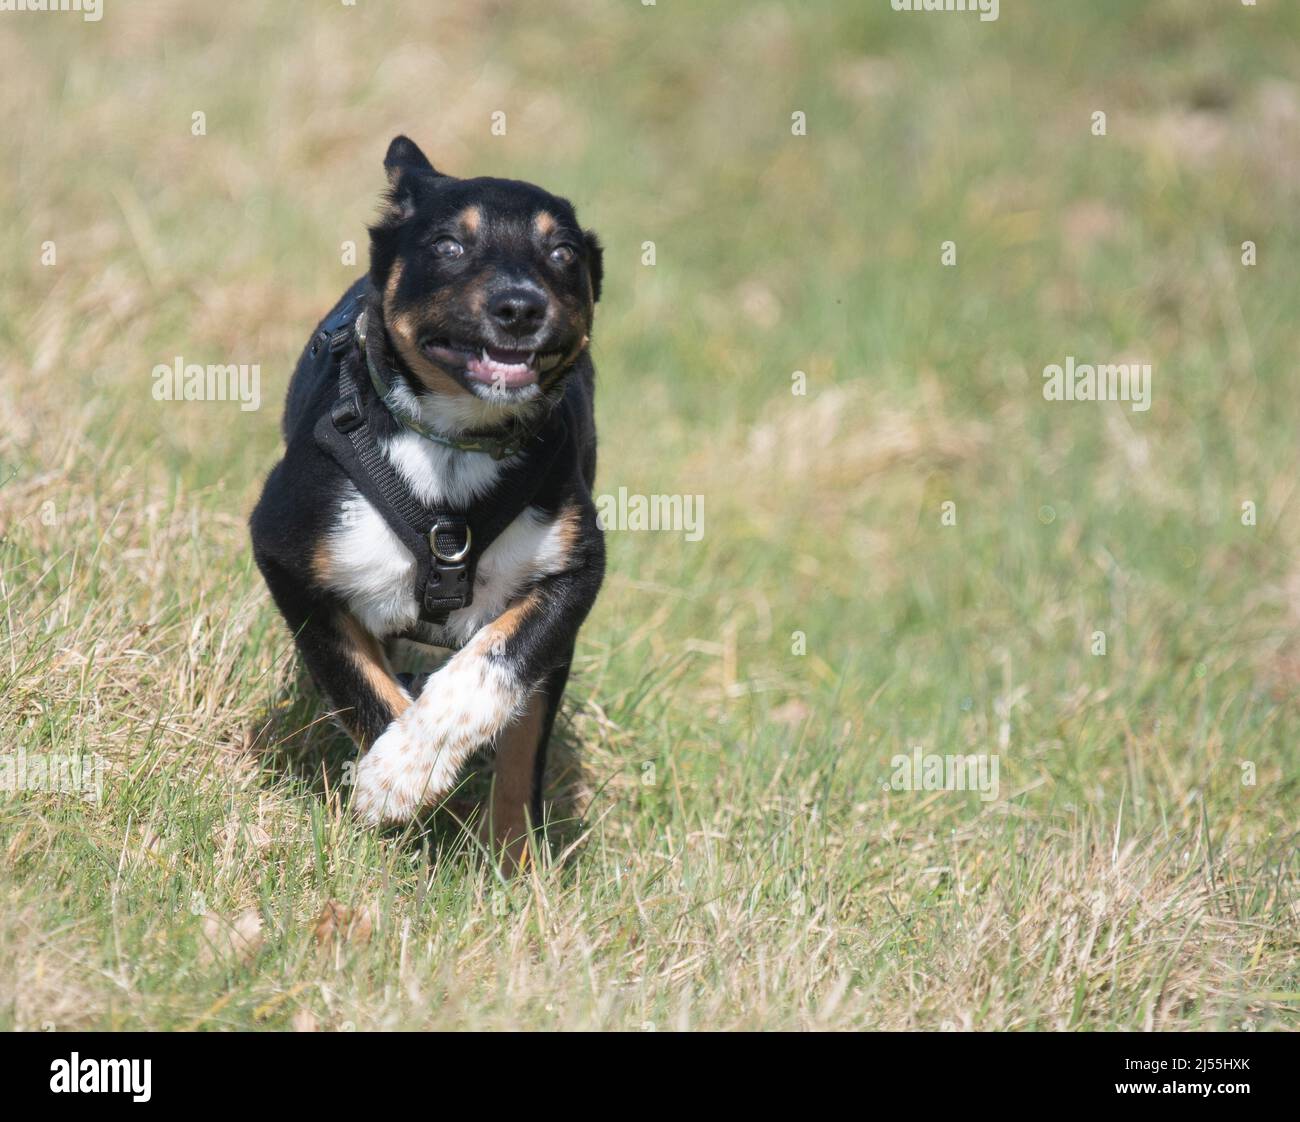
[
  {"x1": 351, "y1": 521, "x2": 603, "y2": 830},
  {"x1": 350, "y1": 619, "x2": 528, "y2": 826}
]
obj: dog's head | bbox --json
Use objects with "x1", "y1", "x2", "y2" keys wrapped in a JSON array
[{"x1": 367, "y1": 135, "x2": 603, "y2": 411}]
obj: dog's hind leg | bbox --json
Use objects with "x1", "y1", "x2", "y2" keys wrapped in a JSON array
[
  {"x1": 481, "y1": 643, "x2": 573, "y2": 871},
  {"x1": 482, "y1": 691, "x2": 547, "y2": 872}
]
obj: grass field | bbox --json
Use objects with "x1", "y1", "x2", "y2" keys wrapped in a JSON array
[{"x1": 1, "y1": 0, "x2": 1297, "y2": 1031}]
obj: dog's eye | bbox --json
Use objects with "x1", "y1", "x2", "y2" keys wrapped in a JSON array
[
  {"x1": 433, "y1": 237, "x2": 464, "y2": 259},
  {"x1": 549, "y1": 244, "x2": 577, "y2": 266}
]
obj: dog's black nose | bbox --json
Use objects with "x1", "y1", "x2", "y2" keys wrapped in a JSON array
[{"x1": 487, "y1": 286, "x2": 548, "y2": 336}]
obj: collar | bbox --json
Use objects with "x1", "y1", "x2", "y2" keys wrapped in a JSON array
[{"x1": 354, "y1": 309, "x2": 558, "y2": 461}]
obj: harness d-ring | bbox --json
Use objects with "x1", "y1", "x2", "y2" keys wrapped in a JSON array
[{"x1": 430, "y1": 521, "x2": 472, "y2": 563}]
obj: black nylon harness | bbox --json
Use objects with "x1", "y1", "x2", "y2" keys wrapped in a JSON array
[{"x1": 310, "y1": 288, "x2": 570, "y2": 641}]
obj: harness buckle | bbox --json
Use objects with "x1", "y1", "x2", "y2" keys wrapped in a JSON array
[
  {"x1": 330, "y1": 392, "x2": 364, "y2": 434},
  {"x1": 424, "y1": 561, "x2": 471, "y2": 614}
]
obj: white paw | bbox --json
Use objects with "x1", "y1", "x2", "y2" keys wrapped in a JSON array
[
  {"x1": 350, "y1": 648, "x2": 524, "y2": 827},
  {"x1": 351, "y1": 721, "x2": 428, "y2": 827}
]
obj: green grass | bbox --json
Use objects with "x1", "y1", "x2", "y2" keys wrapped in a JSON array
[{"x1": 0, "y1": 0, "x2": 1297, "y2": 1030}]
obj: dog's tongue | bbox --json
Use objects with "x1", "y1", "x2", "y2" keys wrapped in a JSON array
[{"x1": 466, "y1": 348, "x2": 537, "y2": 388}]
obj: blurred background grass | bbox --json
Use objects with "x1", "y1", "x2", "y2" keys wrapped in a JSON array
[{"x1": 0, "y1": 0, "x2": 1296, "y2": 1030}]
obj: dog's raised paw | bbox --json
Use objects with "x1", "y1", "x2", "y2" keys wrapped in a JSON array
[{"x1": 350, "y1": 723, "x2": 429, "y2": 827}]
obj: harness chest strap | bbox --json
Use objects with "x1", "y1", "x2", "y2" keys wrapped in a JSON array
[{"x1": 311, "y1": 300, "x2": 569, "y2": 628}]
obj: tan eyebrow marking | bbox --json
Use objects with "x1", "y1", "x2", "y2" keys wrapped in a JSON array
[
  {"x1": 533, "y1": 211, "x2": 556, "y2": 238},
  {"x1": 458, "y1": 205, "x2": 481, "y2": 235}
]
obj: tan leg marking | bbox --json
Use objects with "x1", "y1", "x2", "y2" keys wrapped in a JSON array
[
  {"x1": 484, "y1": 690, "x2": 547, "y2": 872},
  {"x1": 340, "y1": 613, "x2": 411, "y2": 728},
  {"x1": 478, "y1": 592, "x2": 542, "y2": 658},
  {"x1": 311, "y1": 539, "x2": 336, "y2": 587},
  {"x1": 550, "y1": 504, "x2": 582, "y2": 560}
]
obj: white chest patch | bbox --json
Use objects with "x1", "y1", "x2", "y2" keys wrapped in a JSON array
[
  {"x1": 382, "y1": 429, "x2": 503, "y2": 508},
  {"x1": 320, "y1": 432, "x2": 570, "y2": 644}
]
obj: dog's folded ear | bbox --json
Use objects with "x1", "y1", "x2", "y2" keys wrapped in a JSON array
[
  {"x1": 377, "y1": 136, "x2": 448, "y2": 227},
  {"x1": 584, "y1": 229, "x2": 604, "y2": 303},
  {"x1": 384, "y1": 135, "x2": 440, "y2": 181}
]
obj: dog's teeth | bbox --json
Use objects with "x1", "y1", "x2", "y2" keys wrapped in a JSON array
[{"x1": 481, "y1": 348, "x2": 490, "y2": 363}]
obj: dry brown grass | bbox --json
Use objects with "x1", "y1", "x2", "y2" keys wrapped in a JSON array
[{"x1": 0, "y1": 0, "x2": 1297, "y2": 1030}]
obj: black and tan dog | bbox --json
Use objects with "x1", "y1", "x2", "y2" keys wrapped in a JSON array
[{"x1": 250, "y1": 136, "x2": 605, "y2": 865}]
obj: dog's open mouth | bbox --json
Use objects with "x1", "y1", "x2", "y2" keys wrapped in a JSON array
[{"x1": 420, "y1": 339, "x2": 566, "y2": 389}]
